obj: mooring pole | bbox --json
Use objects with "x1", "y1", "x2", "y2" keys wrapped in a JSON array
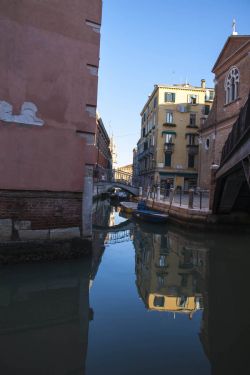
[{"x1": 82, "y1": 165, "x2": 93, "y2": 238}]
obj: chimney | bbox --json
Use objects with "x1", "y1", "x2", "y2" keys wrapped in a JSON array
[{"x1": 201, "y1": 79, "x2": 206, "y2": 89}]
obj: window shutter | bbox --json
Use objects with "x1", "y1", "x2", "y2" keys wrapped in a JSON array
[
  {"x1": 172, "y1": 93, "x2": 176, "y2": 102},
  {"x1": 165, "y1": 152, "x2": 171, "y2": 167}
]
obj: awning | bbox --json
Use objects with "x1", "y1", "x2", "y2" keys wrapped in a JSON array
[
  {"x1": 162, "y1": 131, "x2": 176, "y2": 135},
  {"x1": 159, "y1": 172, "x2": 198, "y2": 177}
]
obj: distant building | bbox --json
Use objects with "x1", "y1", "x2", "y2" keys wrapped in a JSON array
[
  {"x1": 95, "y1": 115, "x2": 112, "y2": 181},
  {"x1": 0, "y1": 0, "x2": 102, "y2": 229},
  {"x1": 109, "y1": 135, "x2": 118, "y2": 167},
  {"x1": 199, "y1": 31, "x2": 250, "y2": 190},
  {"x1": 114, "y1": 164, "x2": 133, "y2": 184},
  {"x1": 135, "y1": 81, "x2": 214, "y2": 189}
]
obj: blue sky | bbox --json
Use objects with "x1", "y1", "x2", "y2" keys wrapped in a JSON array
[{"x1": 97, "y1": 0, "x2": 250, "y2": 166}]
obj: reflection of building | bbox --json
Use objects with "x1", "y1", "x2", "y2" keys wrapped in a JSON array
[
  {"x1": 0, "y1": 0, "x2": 102, "y2": 227},
  {"x1": 199, "y1": 29, "x2": 250, "y2": 189},
  {"x1": 0, "y1": 260, "x2": 92, "y2": 374},
  {"x1": 134, "y1": 223, "x2": 207, "y2": 316},
  {"x1": 135, "y1": 81, "x2": 214, "y2": 189}
]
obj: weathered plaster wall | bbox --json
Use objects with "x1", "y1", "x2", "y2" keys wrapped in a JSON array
[{"x1": 0, "y1": 0, "x2": 102, "y2": 192}]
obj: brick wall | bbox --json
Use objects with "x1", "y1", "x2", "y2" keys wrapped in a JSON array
[{"x1": 0, "y1": 190, "x2": 82, "y2": 229}]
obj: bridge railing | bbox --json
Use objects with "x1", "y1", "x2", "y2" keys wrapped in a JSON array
[
  {"x1": 112, "y1": 169, "x2": 140, "y2": 188},
  {"x1": 220, "y1": 93, "x2": 250, "y2": 165}
]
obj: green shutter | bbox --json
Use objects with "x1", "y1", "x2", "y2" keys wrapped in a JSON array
[{"x1": 172, "y1": 93, "x2": 176, "y2": 102}]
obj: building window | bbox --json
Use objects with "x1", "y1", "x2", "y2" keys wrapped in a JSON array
[
  {"x1": 157, "y1": 274, "x2": 166, "y2": 288},
  {"x1": 165, "y1": 92, "x2": 175, "y2": 102},
  {"x1": 165, "y1": 133, "x2": 174, "y2": 143},
  {"x1": 153, "y1": 112, "x2": 156, "y2": 126},
  {"x1": 177, "y1": 296, "x2": 188, "y2": 308},
  {"x1": 205, "y1": 90, "x2": 214, "y2": 101},
  {"x1": 190, "y1": 113, "x2": 196, "y2": 126},
  {"x1": 159, "y1": 255, "x2": 167, "y2": 267},
  {"x1": 188, "y1": 153, "x2": 195, "y2": 168},
  {"x1": 142, "y1": 128, "x2": 145, "y2": 137},
  {"x1": 204, "y1": 105, "x2": 210, "y2": 115},
  {"x1": 225, "y1": 66, "x2": 239, "y2": 104},
  {"x1": 187, "y1": 134, "x2": 197, "y2": 145},
  {"x1": 205, "y1": 138, "x2": 210, "y2": 150},
  {"x1": 166, "y1": 111, "x2": 173, "y2": 124},
  {"x1": 143, "y1": 113, "x2": 146, "y2": 122},
  {"x1": 165, "y1": 152, "x2": 172, "y2": 167},
  {"x1": 154, "y1": 296, "x2": 165, "y2": 307},
  {"x1": 188, "y1": 94, "x2": 198, "y2": 105},
  {"x1": 153, "y1": 96, "x2": 158, "y2": 108}
]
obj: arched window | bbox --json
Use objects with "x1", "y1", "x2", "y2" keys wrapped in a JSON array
[{"x1": 225, "y1": 67, "x2": 239, "y2": 104}]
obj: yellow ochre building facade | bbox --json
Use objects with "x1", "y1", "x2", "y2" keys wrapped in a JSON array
[{"x1": 136, "y1": 80, "x2": 214, "y2": 189}]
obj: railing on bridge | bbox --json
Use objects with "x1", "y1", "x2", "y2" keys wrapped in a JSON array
[{"x1": 94, "y1": 167, "x2": 140, "y2": 188}]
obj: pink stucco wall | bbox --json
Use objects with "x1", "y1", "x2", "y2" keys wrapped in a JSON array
[{"x1": 0, "y1": 0, "x2": 102, "y2": 192}]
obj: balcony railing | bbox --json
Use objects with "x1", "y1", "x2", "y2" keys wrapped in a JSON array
[
  {"x1": 186, "y1": 124, "x2": 199, "y2": 129},
  {"x1": 137, "y1": 145, "x2": 154, "y2": 160},
  {"x1": 163, "y1": 122, "x2": 176, "y2": 127},
  {"x1": 186, "y1": 144, "x2": 199, "y2": 154},
  {"x1": 164, "y1": 142, "x2": 174, "y2": 152}
]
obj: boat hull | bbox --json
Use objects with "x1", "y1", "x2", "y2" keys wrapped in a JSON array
[{"x1": 133, "y1": 209, "x2": 168, "y2": 223}]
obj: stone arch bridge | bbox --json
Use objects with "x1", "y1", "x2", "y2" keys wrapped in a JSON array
[
  {"x1": 94, "y1": 169, "x2": 139, "y2": 196},
  {"x1": 213, "y1": 93, "x2": 250, "y2": 214}
]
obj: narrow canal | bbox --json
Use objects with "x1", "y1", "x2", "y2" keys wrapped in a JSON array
[{"x1": 1, "y1": 199, "x2": 250, "y2": 374}]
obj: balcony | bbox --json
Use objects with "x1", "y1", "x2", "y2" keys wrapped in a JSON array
[
  {"x1": 163, "y1": 122, "x2": 176, "y2": 127},
  {"x1": 186, "y1": 144, "x2": 199, "y2": 154},
  {"x1": 186, "y1": 124, "x2": 199, "y2": 129},
  {"x1": 137, "y1": 145, "x2": 155, "y2": 160},
  {"x1": 164, "y1": 142, "x2": 174, "y2": 152}
]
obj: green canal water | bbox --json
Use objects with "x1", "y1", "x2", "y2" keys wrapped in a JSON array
[{"x1": 1, "y1": 200, "x2": 250, "y2": 374}]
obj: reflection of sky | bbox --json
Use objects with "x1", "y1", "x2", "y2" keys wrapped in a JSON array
[
  {"x1": 87, "y1": 235, "x2": 210, "y2": 375},
  {"x1": 109, "y1": 207, "x2": 128, "y2": 227}
]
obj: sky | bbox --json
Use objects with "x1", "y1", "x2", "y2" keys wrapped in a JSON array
[{"x1": 97, "y1": 0, "x2": 250, "y2": 167}]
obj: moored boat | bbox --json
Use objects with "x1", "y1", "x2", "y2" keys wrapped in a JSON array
[
  {"x1": 133, "y1": 209, "x2": 168, "y2": 223},
  {"x1": 120, "y1": 201, "x2": 138, "y2": 213}
]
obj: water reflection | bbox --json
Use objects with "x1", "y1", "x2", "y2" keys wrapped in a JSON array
[
  {"x1": 199, "y1": 234, "x2": 250, "y2": 374},
  {"x1": 1, "y1": 199, "x2": 250, "y2": 375},
  {"x1": 0, "y1": 259, "x2": 92, "y2": 375},
  {"x1": 133, "y1": 221, "x2": 250, "y2": 374},
  {"x1": 134, "y1": 222, "x2": 207, "y2": 318}
]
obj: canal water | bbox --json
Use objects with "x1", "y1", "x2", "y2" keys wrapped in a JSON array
[{"x1": 1, "y1": 199, "x2": 250, "y2": 374}]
